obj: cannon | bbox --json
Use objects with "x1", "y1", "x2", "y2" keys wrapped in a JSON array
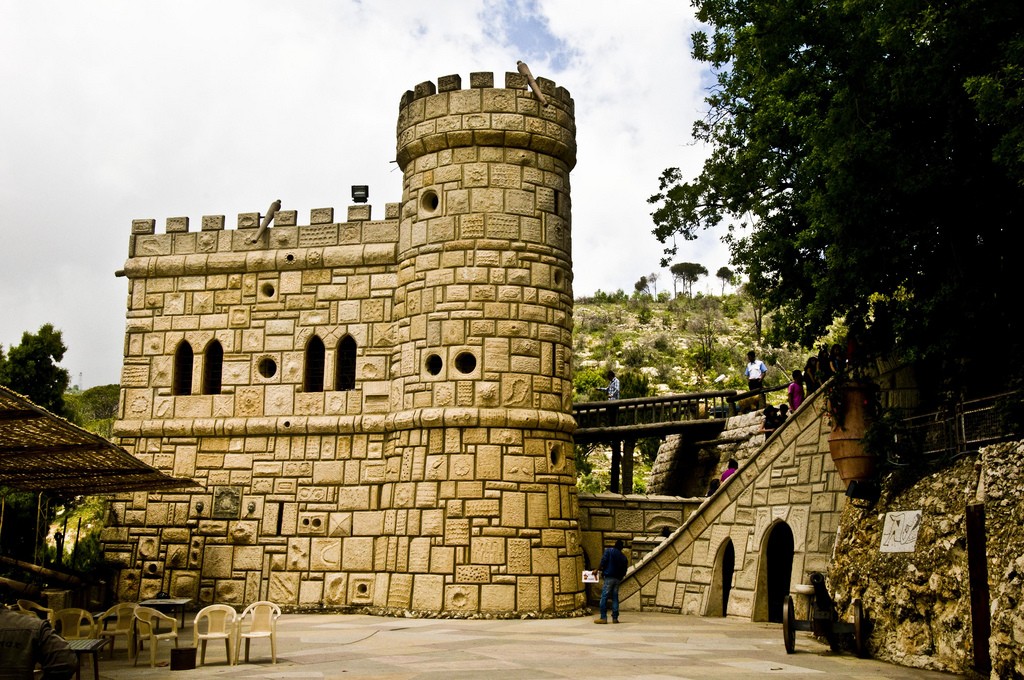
[{"x1": 782, "y1": 572, "x2": 868, "y2": 656}]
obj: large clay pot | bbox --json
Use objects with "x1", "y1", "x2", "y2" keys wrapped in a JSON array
[{"x1": 827, "y1": 383, "x2": 876, "y2": 483}]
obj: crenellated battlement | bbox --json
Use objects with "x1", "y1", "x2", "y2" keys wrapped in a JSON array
[
  {"x1": 130, "y1": 202, "x2": 400, "y2": 236},
  {"x1": 397, "y1": 71, "x2": 574, "y2": 111},
  {"x1": 395, "y1": 71, "x2": 576, "y2": 170},
  {"x1": 126, "y1": 203, "x2": 401, "y2": 262}
]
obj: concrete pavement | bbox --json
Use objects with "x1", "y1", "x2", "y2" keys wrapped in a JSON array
[{"x1": 95, "y1": 611, "x2": 963, "y2": 680}]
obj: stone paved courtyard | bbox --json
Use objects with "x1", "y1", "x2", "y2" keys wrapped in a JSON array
[{"x1": 96, "y1": 611, "x2": 961, "y2": 679}]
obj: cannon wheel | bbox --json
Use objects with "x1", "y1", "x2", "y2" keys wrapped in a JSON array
[
  {"x1": 853, "y1": 599, "x2": 867, "y2": 657},
  {"x1": 782, "y1": 595, "x2": 796, "y2": 654}
]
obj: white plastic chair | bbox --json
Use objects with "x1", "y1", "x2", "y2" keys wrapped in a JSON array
[
  {"x1": 133, "y1": 606, "x2": 179, "y2": 667},
  {"x1": 16, "y1": 599, "x2": 54, "y2": 623},
  {"x1": 97, "y1": 602, "x2": 137, "y2": 658},
  {"x1": 53, "y1": 608, "x2": 97, "y2": 639},
  {"x1": 234, "y1": 601, "x2": 281, "y2": 664},
  {"x1": 192, "y1": 604, "x2": 237, "y2": 666}
]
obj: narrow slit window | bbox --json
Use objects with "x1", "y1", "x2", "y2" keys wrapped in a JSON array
[
  {"x1": 173, "y1": 341, "x2": 194, "y2": 396},
  {"x1": 336, "y1": 335, "x2": 357, "y2": 391},
  {"x1": 202, "y1": 340, "x2": 223, "y2": 395},
  {"x1": 304, "y1": 336, "x2": 325, "y2": 392}
]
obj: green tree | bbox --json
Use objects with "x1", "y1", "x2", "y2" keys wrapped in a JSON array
[
  {"x1": 649, "y1": 0, "x2": 1024, "y2": 397},
  {"x1": 65, "y1": 384, "x2": 121, "y2": 438},
  {"x1": 716, "y1": 267, "x2": 733, "y2": 296},
  {"x1": 740, "y1": 282, "x2": 766, "y2": 345},
  {"x1": 0, "y1": 324, "x2": 71, "y2": 416},
  {"x1": 670, "y1": 262, "x2": 708, "y2": 298},
  {"x1": 619, "y1": 370, "x2": 652, "y2": 399},
  {"x1": 693, "y1": 297, "x2": 723, "y2": 374},
  {"x1": 572, "y1": 366, "x2": 608, "y2": 401}
]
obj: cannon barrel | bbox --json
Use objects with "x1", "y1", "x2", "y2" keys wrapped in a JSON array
[{"x1": 809, "y1": 572, "x2": 834, "y2": 612}]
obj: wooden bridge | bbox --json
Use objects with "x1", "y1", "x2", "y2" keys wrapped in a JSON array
[{"x1": 572, "y1": 390, "x2": 743, "y2": 494}]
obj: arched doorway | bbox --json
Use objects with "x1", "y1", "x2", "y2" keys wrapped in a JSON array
[
  {"x1": 754, "y1": 521, "x2": 794, "y2": 622},
  {"x1": 706, "y1": 538, "x2": 735, "y2": 617}
]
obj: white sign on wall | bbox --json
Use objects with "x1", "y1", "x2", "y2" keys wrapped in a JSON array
[{"x1": 880, "y1": 510, "x2": 922, "y2": 553}]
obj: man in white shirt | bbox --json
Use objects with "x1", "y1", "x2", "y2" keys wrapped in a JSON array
[{"x1": 745, "y1": 351, "x2": 767, "y2": 391}]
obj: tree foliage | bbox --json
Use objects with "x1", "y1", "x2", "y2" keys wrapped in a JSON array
[
  {"x1": 670, "y1": 262, "x2": 709, "y2": 298},
  {"x1": 65, "y1": 384, "x2": 121, "y2": 438},
  {"x1": 649, "y1": 0, "x2": 1024, "y2": 396},
  {"x1": 715, "y1": 266, "x2": 734, "y2": 295},
  {"x1": 0, "y1": 324, "x2": 71, "y2": 415}
]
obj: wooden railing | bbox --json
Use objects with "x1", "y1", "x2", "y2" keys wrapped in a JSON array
[{"x1": 573, "y1": 390, "x2": 738, "y2": 430}]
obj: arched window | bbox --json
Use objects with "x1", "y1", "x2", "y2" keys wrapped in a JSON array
[
  {"x1": 336, "y1": 335, "x2": 357, "y2": 391},
  {"x1": 173, "y1": 341, "x2": 194, "y2": 395},
  {"x1": 202, "y1": 340, "x2": 223, "y2": 395},
  {"x1": 304, "y1": 336, "x2": 325, "y2": 392}
]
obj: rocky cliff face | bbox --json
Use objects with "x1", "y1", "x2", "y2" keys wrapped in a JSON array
[
  {"x1": 828, "y1": 440, "x2": 1024, "y2": 678},
  {"x1": 981, "y1": 440, "x2": 1024, "y2": 679}
]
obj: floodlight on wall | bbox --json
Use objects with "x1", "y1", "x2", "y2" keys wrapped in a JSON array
[{"x1": 351, "y1": 185, "x2": 369, "y2": 203}]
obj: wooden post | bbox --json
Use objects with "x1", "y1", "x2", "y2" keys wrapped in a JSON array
[
  {"x1": 609, "y1": 439, "x2": 621, "y2": 494},
  {"x1": 622, "y1": 439, "x2": 636, "y2": 495},
  {"x1": 965, "y1": 502, "x2": 991, "y2": 674}
]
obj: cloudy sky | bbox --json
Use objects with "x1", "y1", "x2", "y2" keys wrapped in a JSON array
[{"x1": 0, "y1": 0, "x2": 728, "y2": 388}]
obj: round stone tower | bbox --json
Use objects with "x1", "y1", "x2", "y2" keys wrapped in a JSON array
[{"x1": 387, "y1": 70, "x2": 584, "y2": 615}]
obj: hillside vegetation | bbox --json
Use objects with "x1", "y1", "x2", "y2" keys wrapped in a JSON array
[
  {"x1": 570, "y1": 287, "x2": 831, "y2": 493},
  {"x1": 572, "y1": 288, "x2": 818, "y2": 400}
]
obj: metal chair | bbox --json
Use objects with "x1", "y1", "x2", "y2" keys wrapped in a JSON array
[
  {"x1": 234, "y1": 601, "x2": 280, "y2": 664},
  {"x1": 133, "y1": 606, "x2": 179, "y2": 667},
  {"x1": 192, "y1": 604, "x2": 237, "y2": 666},
  {"x1": 96, "y1": 602, "x2": 137, "y2": 658},
  {"x1": 53, "y1": 608, "x2": 97, "y2": 639}
]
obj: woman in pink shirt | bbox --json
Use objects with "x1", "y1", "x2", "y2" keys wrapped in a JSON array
[{"x1": 788, "y1": 369, "x2": 805, "y2": 411}]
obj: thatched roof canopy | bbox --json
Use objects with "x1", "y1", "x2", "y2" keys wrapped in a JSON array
[{"x1": 0, "y1": 384, "x2": 195, "y2": 493}]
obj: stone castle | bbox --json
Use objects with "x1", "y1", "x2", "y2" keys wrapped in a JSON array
[{"x1": 103, "y1": 70, "x2": 588, "y2": 616}]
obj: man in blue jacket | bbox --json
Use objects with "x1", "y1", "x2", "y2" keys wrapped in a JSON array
[{"x1": 595, "y1": 539, "x2": 629, "y2": 624}]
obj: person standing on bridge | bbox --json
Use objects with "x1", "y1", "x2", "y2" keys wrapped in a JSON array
[
  {"x1": 603, "y1": 370, "x2": 620, "y2": 400},
  {"x1": 594, "y1": 539, "x2": 629, "y2": 624},
  {"x1": 744, "y1": 351, "x2": 768, "y2": 391}
]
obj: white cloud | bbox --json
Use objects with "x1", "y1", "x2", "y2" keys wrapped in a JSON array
[{"x1": 0, "y1": 0, "x2": 723, "y2": 387}]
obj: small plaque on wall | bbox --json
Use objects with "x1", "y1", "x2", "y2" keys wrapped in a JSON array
[
  {"x1": 880, "y1": 510, "x2": 922, "y2": 553},
  {"x1": 212, "y1": 486, "x2": 242, "y2": 519}
]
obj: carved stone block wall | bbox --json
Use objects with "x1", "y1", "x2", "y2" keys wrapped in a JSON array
[{"x1": 105, "y1": 71, "x2": 585, "y2": 616}]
